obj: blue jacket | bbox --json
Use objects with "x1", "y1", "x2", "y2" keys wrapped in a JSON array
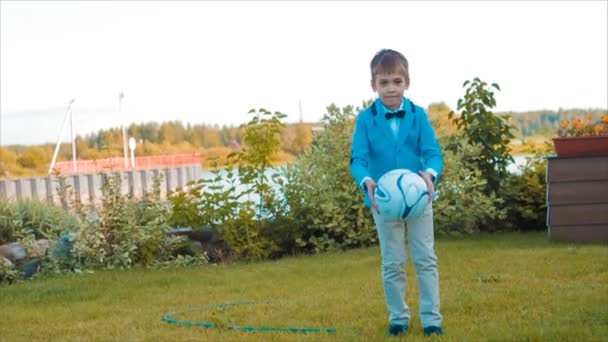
[{"x1": 350, "y1": 97, "x2": 443, "y2": 207}]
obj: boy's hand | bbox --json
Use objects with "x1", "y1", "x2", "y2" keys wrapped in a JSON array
[
  {"x1": 365, "y1": 179, "x2": 380, "y2": 213},
  {"x1": 418, "y1": 171, "x2": 435, "y2": 203}
]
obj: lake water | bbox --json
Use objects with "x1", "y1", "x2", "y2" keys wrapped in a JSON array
[
  {"x1": 508, "y1": 154, "x2": 532, "y2": 174},
  {"x1": 198, "y1": 155, "x2": 533, "y2": 204}
]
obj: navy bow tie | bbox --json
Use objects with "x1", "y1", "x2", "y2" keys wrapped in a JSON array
[{"x1": 385, "y1": 110, "x2": 405, "y2": 119}]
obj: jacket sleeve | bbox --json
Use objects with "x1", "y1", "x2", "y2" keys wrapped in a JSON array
[
  {"x1": 418, "y1": 108, "x2": 444, "y2": 182},
  {"x1": 350, "y1": 112, "x2": 370, "y2": 189}
]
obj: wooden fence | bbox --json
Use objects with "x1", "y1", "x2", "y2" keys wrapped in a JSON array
[{"x1": 0, "y1": 164, "x2": 203, "y2": 204}]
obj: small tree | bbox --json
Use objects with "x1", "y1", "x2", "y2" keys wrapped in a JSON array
[
  {"x1": 169, "y1": 108, "x2": 286, "y2": 260},
  {"x1": 448, "y1": 78, "x2": 516, "y2": 194},
  {"x1": 228, "y1": 108, "x2": 286, "y2": 218}
]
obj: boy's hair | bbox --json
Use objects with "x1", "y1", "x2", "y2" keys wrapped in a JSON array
[{"x1": 370, "y1": 49, "x2": 410, "y2": 82}]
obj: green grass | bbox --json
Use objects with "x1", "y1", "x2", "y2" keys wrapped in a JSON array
[{"x1": 1, "y1": 233, "x2": 607, "y2": 341}]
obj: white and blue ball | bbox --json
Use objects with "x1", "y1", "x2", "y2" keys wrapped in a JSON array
[{"x1": 374, "y1": 169, "x2": 429, "y2": 222}]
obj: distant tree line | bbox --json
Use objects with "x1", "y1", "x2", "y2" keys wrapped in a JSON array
[
  {"x1": 423, "y1": 103, "x2": 606, "y2": 139},
  {"x1": 0, "y1": 120, "x2": 314, "y2": 178},
  {"x1": 1, "y1": 106, "x2": 605, "y2": 178},
  {"x1": 81, "y1": 120, "x2": 313, "y2": 157},
  {"x1": 500, "y1": 109, "x2": 605, "y2": 137}
]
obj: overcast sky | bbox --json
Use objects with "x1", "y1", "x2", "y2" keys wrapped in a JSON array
[{"x1": 1, "y1": 1, "x2": 607, "y2": 145}]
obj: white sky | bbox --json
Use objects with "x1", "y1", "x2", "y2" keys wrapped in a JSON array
[{"x1": 1, "y1": 0, "x2": 607, "y2": 145}]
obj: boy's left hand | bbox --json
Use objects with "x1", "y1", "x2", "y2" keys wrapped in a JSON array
[{"x1": 418, "y1": 171, "x2": 435, "y2": 203}]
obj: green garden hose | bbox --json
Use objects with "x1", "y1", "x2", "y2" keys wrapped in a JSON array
[{"x1": 163, "y1": 301, "x2": 354, "y2": 334}]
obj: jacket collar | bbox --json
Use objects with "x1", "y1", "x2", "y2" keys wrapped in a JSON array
[{"x1": 372, "y1": 97, "x2": 414, "y2": 145}]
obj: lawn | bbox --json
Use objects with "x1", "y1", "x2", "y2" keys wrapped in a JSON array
[{"x1": 1, "y1": 233, "x2": 606, "y2": 341}]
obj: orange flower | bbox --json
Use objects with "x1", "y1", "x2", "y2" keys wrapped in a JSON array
[
  {"x1": 556, "y1": 113, "x2": 608, "y2": 137},
  {"x1": 594, "y1": 125, "x2": 603, "y2": 134}
]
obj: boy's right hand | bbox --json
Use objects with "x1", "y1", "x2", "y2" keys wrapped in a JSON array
[{"x1": 365, "y1": 179, "x2": 380, "y2": 213}]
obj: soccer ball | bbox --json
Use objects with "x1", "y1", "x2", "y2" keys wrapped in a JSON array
[{"x1": 374, "y1": 169, "x2": 429, "y2": 222}]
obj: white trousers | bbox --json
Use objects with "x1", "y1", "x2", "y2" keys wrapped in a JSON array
[{"x1": 372, "y1": 202, "x2": 442, "y2": 328}]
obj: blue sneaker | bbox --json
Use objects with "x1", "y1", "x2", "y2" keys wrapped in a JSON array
[
  {"x1": 423, "y1": 326, "x2": 443, "y2": 336},
  {"x1": 388, "y1": 324, "x2": 408, "y2": 336}
]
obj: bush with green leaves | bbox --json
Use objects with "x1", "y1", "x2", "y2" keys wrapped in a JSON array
[
  {"x1": 223, "y1": 108, "x2": 287, "y2": 259},
  {"x1": 448, "y1": 78, "x2": 516, "y2": 194},
  {"x1": 169, "y1": 109, "x2": 286, "y2": 260},
  {"x1": 278, "y1": 103, "x2": 376, "y2": 253},
  {"x1": 0, "y1": 198, "x2": 81, "y2": 282},
  {"x1": 73, "y1": 172, "x2": 184, "y2": 268},
  {"x1": 0, "y1": 199, "x2": 80, "y2": 245},
  {"x1": 0, "y1": 259, "x2": 18, "y2": 284},
  {"x1": 227, "y1": 108, "x2": 286, "y2": 221},
  {"x1": 434, "y1": 135, "x2": 507, "y2": 235},
  {"x1": 498, "y1": 142, "x2": 552, "y2": 231}
]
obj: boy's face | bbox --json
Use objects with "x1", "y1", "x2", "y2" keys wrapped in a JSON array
[{"x1": 371, "y1": 71, "x2": 409, "y2": 110}]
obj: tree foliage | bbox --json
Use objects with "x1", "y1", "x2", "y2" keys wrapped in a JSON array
[
  {"x1": 168, "y1": 109, "x2": 287, "y2": 259},
  {"x1": 498, "y1": 142, "x2": 552, "y2": 231},
  {"x1": 448, "y1": 78, "x2": 516, "y2": 194},
  {"x1": 434, "y1": 136, "x2": 507, "y2": 234},
  {"x1": 229, "y1": 108, "x2": 286, "y2": 218},
  {"x1": 506, "y1": 109, "x2": 605, "y2": 137},
  {"x1": 278, "y1": 103, "x2": 376, "y2": 253},
  {"x1": 16, "y1": 147, "x2": 50, "y2": 172},
  {"x1": 427, "y1": 102, "x2": 458, "y2": 137}
]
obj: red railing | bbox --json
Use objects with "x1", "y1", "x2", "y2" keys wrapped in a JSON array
[{"x1": 52, "y1": 153, "x2": 202, "y2": 175}]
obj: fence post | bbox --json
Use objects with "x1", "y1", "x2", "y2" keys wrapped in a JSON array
[
  {"x1": 0, "y1": 180, "x2": 7, "y2": 199},
  {"x1": 31, "y1": 177, "x2": 46, "y2": 201},
  {"x1": 46, "y1": 175, "x2": 55, "y2": 204},
  {"x1": 127, "y1": 170, "x2": 134, "y2": 196},
  {"x1": 15, "y1": 179, "x2": 28, "y2": 200},
  {"x1": 152, "y1": 169, "x2": 167, "y2": 199},
  {"x1": 73, "y1": 174, "x2": 82, "y2": 203},
  {"x1": 176, "y1": 167, "x2": 184, "y2": 188}
]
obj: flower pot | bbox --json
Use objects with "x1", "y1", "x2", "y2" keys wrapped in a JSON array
[{"x1": 552, "y1": 136, "x2": 608, "y2": 157}]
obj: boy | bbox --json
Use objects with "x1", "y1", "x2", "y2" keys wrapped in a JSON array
[{"x1": 350, "y1": 49, "x2": 444, "y2": 337}]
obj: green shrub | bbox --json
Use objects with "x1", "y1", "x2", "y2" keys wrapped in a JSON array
[
  {"x1": 0, "y1": 199, "x2": 79, "y2": 245},
  {"x1": 434, "y1": 136, "x2": 507, "y2": 235},
  {"x1": 0, "y1": 259, "x2": 18, "y2": 284},
  {"x1": 76, "y1": 173, "x2": 183, "y2": 268},
  {"x1": 499, "y1": 142, "x2": 552, "y2": 231},
  {"x1": 448, "y1": 78, "x2": 516, "y2": 194},
  {"x1": 169, "y1": 109, "x2": 286, "y2": 260},
  {"x1": 57, "y1": 172, "x2": 185, "y2": 269},
  {"x1": 169, "y1": 104, "x2": 377, "y2": 257},
  {"x1": 169, "y1": 170, "x2": 241, "y2": 228},
  {"x1": 278, "y1": 103, "x2": 376, "y2": 253}
]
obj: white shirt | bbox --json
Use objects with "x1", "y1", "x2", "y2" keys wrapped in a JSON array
[{"x1": 383, "y1": 102, "x2": 404, "y2": 139}]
